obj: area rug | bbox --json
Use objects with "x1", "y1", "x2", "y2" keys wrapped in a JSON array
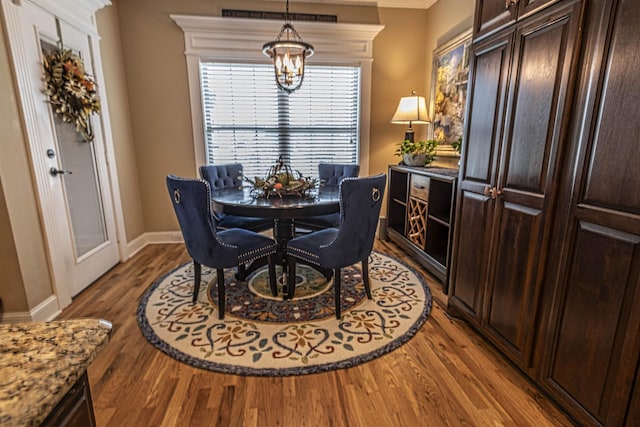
[{"x1": 137, "y1": 251, "x2": 431, "y2": 376}]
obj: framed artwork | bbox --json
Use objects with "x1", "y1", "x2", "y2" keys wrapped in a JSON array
[{"x1": 430, "y1": 29, "x2": 472, "y2": 155}]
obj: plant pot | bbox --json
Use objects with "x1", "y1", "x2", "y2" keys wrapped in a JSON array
[{"x1": 403, "y1": 153, "x2": 428, "y2": 166}]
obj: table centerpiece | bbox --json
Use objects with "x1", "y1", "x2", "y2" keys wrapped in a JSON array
[{"x1": 245, "y1": 156, "x2": 318, "y2": 198}]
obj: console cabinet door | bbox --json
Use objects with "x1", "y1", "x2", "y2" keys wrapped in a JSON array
[{"x1": 538, "y1": 0, "x2": 640, "y2": 424}]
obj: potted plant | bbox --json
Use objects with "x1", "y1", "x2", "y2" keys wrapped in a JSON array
[
  {"x1": 450, "y1": 136, "x2": 462, "y2": 155},
  {"x1": 395, "y1": 139, "x2": 438, "y2": 166}
]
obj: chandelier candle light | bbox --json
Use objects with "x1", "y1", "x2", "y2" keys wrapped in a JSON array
[{"x1": 263, "y1": 0, "x2": 314, "y2": 93}]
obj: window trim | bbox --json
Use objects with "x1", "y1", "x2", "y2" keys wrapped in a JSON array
[{"x1": 171, "y1": 15, "x2": 384, "y2": 177}]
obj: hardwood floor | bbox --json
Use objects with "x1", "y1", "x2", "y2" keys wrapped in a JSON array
[{"x1": 58, "y1": 240, "x2": 575, "y2": 426}]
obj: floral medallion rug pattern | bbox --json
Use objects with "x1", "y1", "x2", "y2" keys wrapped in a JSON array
[{"x1": 137, "y1": 251, "x2": 432, "y2": 376}]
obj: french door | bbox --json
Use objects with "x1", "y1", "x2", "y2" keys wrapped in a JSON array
[{"x1": 4, "y1": 0, "x2": 119, "y2": 305}]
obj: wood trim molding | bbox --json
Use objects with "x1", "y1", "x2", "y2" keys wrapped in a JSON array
[
  {"x1": 171, "y1": 15, "x2": 384, "y2": 61},
  {"x1": 255, "y1": 0, "x2": 437, "y2": 9},
  {"x1": 171, "y1": 15, "x2": 384, "y2": 177},
  {"x1": 23, "y1": 0, "x2": 110, "y2": 35}
]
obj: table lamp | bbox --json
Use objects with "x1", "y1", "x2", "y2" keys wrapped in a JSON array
[{"x1": 391, "y1": 91, "x2": 430, "y2": 142}]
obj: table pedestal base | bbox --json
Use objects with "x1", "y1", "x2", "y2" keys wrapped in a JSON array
[{"x1": 236, "y1": 218, "x2": 333, "y2": 298}]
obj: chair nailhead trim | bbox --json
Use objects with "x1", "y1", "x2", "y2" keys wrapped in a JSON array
[
  {"x1": 239, "y1": 247, "x2": 277, "y2": 263},
  {"x1": 286, "y1": 247, "x2": 320, "y2": 266}
]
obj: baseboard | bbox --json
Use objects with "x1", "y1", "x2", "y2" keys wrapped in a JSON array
[
  {"x1": 125, "y1": 231, "x2": 184, "y2": 259},
  {"x1": 0, "y1": 295, "x2": 60, "y2": 322},
  {"x1": 1, "y1": 233, "x2": 185, "y2": 323},
  {"x1": 31, "y1": 295, "x2": 60, "y2": 321},
  {"x1": 125, "y1": 233, "x2": 148, "y2": 259}
]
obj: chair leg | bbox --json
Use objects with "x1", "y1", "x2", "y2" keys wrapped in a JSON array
[
  {"x1": 334, "y1": 268, "x2": 341, "y2": 319},
  {"x1": 237, "y1": 263, "x2": 247, "y2": 280},
  {"x1": 362, "y1": 257, "x2": 372, "y2": 299},
  {"x1": 287, "y1": 256, "x2": 297, "y2": 300},
  {"x1": 268, "y1": 253, "x2": 277, "y2": 297},
  {"x1": 217, "y1": 268, "x2": 225, "y2": 320},
  {"x1": 193, "y1": 261, "x2": 201, "y2": 303}
]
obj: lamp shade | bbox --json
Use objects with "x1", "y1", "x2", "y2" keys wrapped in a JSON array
[{"x1": 391, "y1": 93, "x2": 430, "y2": 124}]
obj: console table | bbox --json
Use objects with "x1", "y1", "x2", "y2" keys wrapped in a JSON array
[{"x1": 386, "y1": 165, "x2": 458, "y2": 292}]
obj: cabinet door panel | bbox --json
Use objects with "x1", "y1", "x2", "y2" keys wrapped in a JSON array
[
  {"x1": 627, "y1": 372, "x2": 640, "y2": 426},
  {"x1": 462, "y1": 35, "x2": 511, "y2": 185},
  {"x1": 540, "y1": 1, "x2": 640, "y2": 424},
  {"x1": 486, "y1": 4, "x2": 581, "y2": 366},
  {"x1": 484, "y1": 202, "x2": 541, "y2": 359},
  {"x1": 474, "y1": 0, "x2": 562, "y2": 41},
  {"x1": 582, "y1": 0, "x2": 640, "y2": 215},
  {"x1": 518, "y1": 0, "x2": 563, "y2": 21},
  {"x1": 474, "y1": 0, "x2": 516, "y2": 40},
  {"x1": 448, "y1": 190, "x2": 493, "y2": 320},
  {"x1": 503, "y1": 11, "x2": 575, "y2": 193},
  {"x1": 547, "y1": 222, "x2": 640, "y2": 425}
]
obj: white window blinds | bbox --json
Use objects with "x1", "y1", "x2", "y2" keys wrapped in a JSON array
[{"x1": 200, "y1": 62, "x2": 360, "y2": 180}]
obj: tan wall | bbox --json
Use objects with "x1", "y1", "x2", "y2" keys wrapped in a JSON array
[
  {"x1": 112, "y1": 0, "x2": 381, "y2": 233},
  {"x1": 112, "y1": 0, "x2": 473, "y2": 233},
  {"x1": 0, "y1": 0, "x2": 474, "y2": 314},
  {"x1": 0, "y1": 19, "x2": 53, "y2": 313},
  {"x1": 0, "y1": 176, "x2": 28, "y2": 313},
  {"x1": 96, "y1": 3, "x2": 145, "y2": 242},
  {"x1": 370, "y1": 7, "x2": 429, "y2": 180}
]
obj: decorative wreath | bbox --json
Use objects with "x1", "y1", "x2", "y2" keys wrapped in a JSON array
[{"x1": 43, "y1": 49, "x2": 101, "y2": 142}]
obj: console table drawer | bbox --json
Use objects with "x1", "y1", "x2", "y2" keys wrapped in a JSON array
[{"x1": 410, "y1": 175, "x2": 430, "y2": 201}]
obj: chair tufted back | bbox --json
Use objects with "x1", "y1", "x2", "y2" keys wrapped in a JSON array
[
  {"x1": 199, "y1": 164, "x2": 244, "y2": 190},
  {"x1": 319, "y1": 174, "x2": 386, "y2": 268},
  {"x1": 318, "y1": 163, "x2": 360, "y2": 187},
  {"x1": 166, "y1": 175, "x2": 240, "y2": 268}
]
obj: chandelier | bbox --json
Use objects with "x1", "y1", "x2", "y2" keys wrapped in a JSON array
[{"x1": 262, "y1": 0, "x2": 314, "y2": 93}]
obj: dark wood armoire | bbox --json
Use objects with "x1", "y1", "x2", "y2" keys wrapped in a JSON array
[{"x1": 448, "y1": 0, "x2": 640, "y2": 425}]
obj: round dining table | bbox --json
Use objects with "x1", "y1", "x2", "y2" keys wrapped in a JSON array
[{"x1": 210, "y1": 186, "x2": 341, "y2": 280}]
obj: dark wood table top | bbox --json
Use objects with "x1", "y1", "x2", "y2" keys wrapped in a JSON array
[{"x1": 211, "y1": 187, "x2": 340, "y2": 220}]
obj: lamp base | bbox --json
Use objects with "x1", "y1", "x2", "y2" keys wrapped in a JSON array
[{"x1": 404, "y1": 129, "x2": 415, "y2": 142}]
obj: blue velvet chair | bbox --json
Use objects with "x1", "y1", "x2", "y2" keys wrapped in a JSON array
[
  {"x1": 294, "y1": 163, "x2": 360, "y2": 232},
  {"x1": 199, "y1": 164, "x2": 273, "y2": 232},
  {"x1": 286, "y1": 174, "x2": 386, "y2": 319},
  {"x1": 166, "y1": 175, "x2": 278, "y2": 319}
]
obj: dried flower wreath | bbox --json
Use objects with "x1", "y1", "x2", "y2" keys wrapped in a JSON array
[{"x1": 43, "y1": 49, "x2": 100, "y2": 142}]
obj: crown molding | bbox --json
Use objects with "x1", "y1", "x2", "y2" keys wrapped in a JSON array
[
  {"x1": 171, "y1": 15, "x2": 384, "y2": 61},
  {"x1": 260, "y1": 0, "x2": 437, "y2": 9},
  {"x1": 12, "y1": 0, "x2": 111, "y2": 34}
]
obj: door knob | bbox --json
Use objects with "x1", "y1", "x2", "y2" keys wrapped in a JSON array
[
  {"x1": 505, "y1": 0, "x2": 517, "y2": 8},
  {"x1": 50, "y1": 167, "x2": 72, "y2": 176}
]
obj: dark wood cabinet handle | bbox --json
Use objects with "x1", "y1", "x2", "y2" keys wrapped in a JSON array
[{"x1": 483, "y1": 186, "x2": 502, "y2": 199}]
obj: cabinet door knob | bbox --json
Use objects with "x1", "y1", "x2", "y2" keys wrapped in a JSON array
[
  {"x1": 483, "y1": 186, "x2": 502, "y2": 199},
  {"x1": 505, "y1": 0, "x2": 517, "y2": 9}
]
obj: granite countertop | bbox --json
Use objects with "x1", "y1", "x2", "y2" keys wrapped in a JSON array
[{"x1": 0, "y1": 318, "x2": 112, "y2": 427}]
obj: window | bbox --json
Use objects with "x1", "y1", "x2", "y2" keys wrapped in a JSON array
[
  {"x1": 171, "y1": 15, "x2": 384, "y2": 177},
  {"x1": 200, "y1": 62, "x2": 360, "y2": 179}
]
